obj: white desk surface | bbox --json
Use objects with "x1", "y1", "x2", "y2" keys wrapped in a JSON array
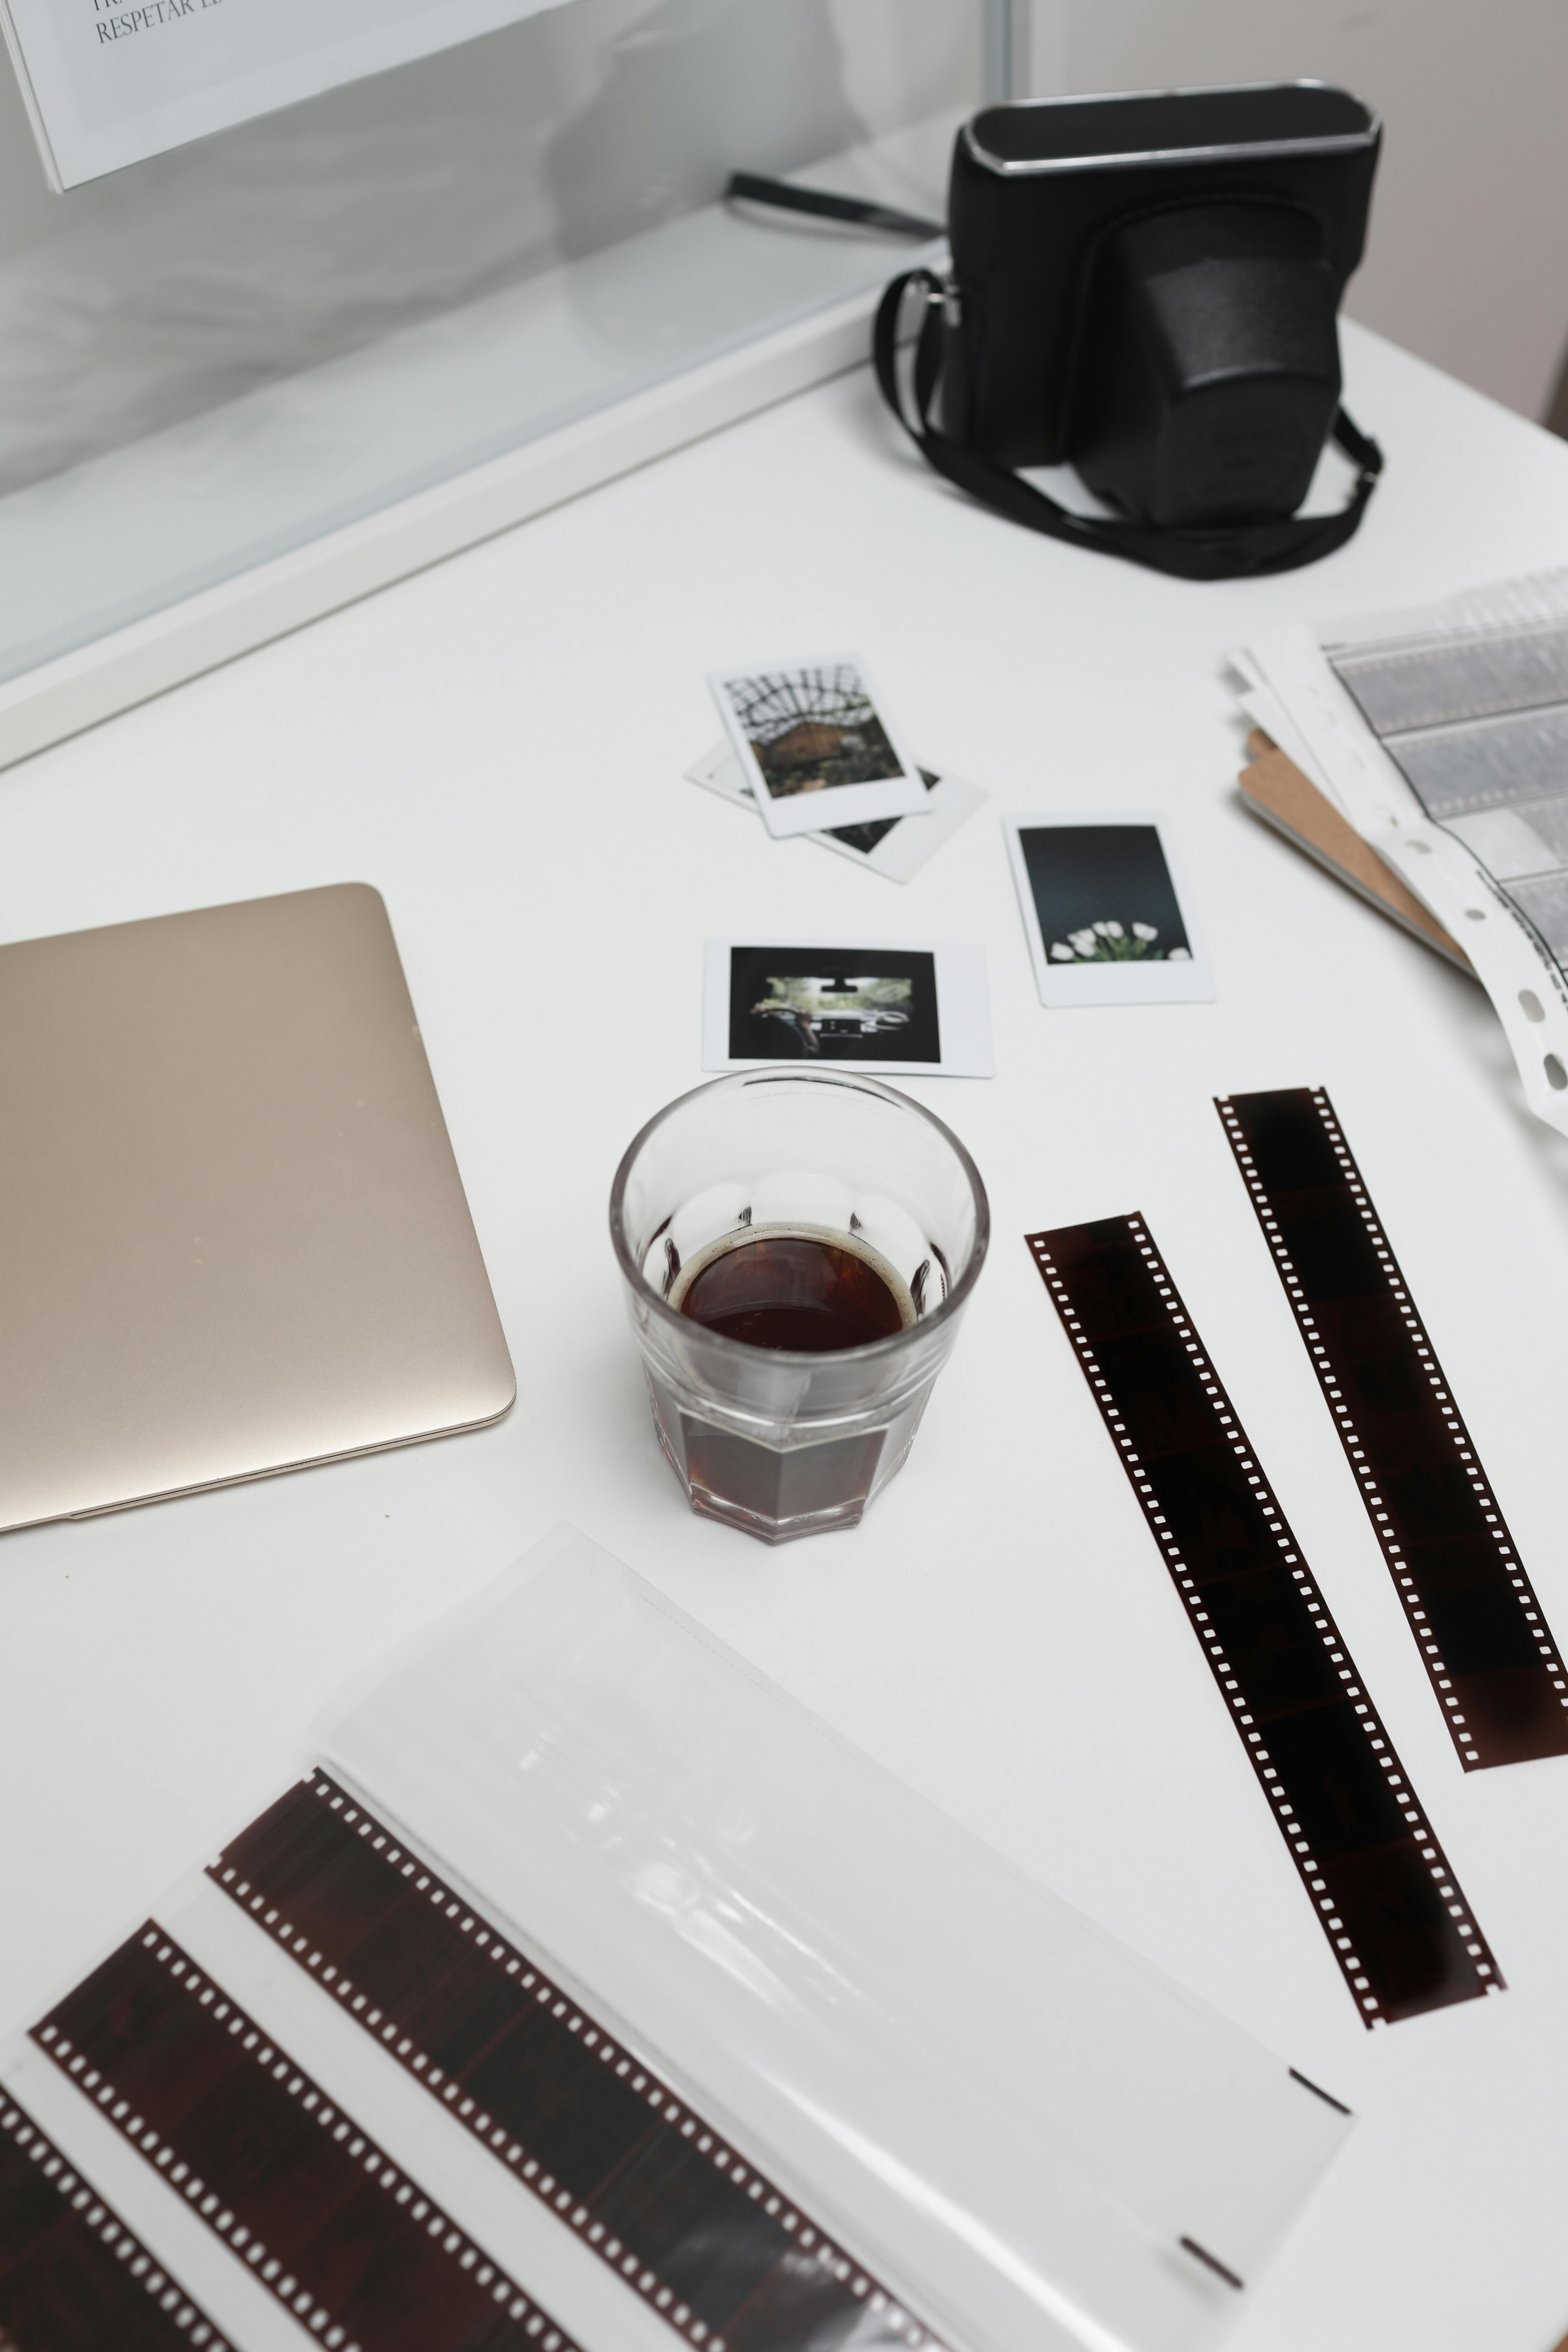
[{"x1": 3, "y1": 317, "x2": 1568, "y2": 2352}]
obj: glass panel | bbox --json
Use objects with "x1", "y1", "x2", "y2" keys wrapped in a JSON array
[{"x1": 0, "y1": 0, "x2": 981, "y2": 684}]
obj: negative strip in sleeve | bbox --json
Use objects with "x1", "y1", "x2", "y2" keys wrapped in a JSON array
[
  {"x1": 0, "y1": 2091, "x2": 234, "y2": 2352},
  {"x1": 1004, "y1": 813, "x2": 1215, "y2": 1006},
  {"x1": 31, "y1": 1926, "x2": 582, "y2": 2352},
  {"x1": 1216, "y1": 1086, "x2": 1568, "y2": 1770},
  {"x1": 208, "y1": 1771, "x2": 937, "y2": 2352},
  {"x1": 1026, "y1": 1214, "x2": 1502, "y2": 2027}
]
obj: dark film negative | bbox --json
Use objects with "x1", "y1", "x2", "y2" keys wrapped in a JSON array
[
  {"x1": 0, "y1": 2093, "x2": 232, "y2": 2352},
  {"x1": 1027, "y1": 1214, "x2": 1502, "y2": 2027},
  {"x1": 210, "y1": 1773, "x2": 934, "y2": 2352},
  {"x1": 1217, "y1": 1087, "x2": 1568, "y2": 1771},
  {"x1": 32, "y1": 1928, "x2": 581, "y2": 2352}
]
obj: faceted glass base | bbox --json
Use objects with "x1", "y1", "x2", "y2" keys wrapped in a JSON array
[{"x1": 648, "y1": 1374, "x2": 921, "y2": 1545}]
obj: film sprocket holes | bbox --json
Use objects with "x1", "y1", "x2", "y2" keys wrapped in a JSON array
[
  {"x1": 32, "y1": 1929, "x2": 584, "y2": 2352},
  {"x1": 1005, "y1": 814, "x2": 1214, "y2": 1006},
  {"x1": 0, "y1": 2093, "x2": 235, "y2": 2352},
  {"x1": 876, "y1": 84, "x2": 1383, "y2": 578},
  {"x1": 326, "y1": 1532, "x2": 1355, "y2": 2341},
  {"x1": 1218, "y1": 1087, "x2": 1568, "y2": 1769},
  {"x1": 1027, "y1": 1214, "x2": 1502, "y2": 2027},
  {"x1": 709, "y1": 657, "x2": 927, "y2": 839},
  {"x1": 1, "y1": 1531, "x2": 1358, "y2": 2352},
  {"x1": 208, "y1": 1771, "x2": 944, "y2": 2352}
]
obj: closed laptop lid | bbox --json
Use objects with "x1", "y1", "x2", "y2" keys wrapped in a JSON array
[{"x1": 0, "y1": 882, "x2": 514, "y2": 1532}]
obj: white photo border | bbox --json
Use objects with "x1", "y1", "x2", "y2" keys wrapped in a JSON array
[
  {"x1": 1003, "y1": 812, "x2": 1216, "y2": 1007},
  {"x1": 701, "y1": 940, "x2": 993, "y2": 1076},
  {"x1": 817, "y1": 774, "x2": 988, "y2": 883},
  {"x1": 708, "y1": 655, "x2": 928, "y2": 838},
  {"x1": 685, "y1": 742, "x2": 986, "y2": 884}
]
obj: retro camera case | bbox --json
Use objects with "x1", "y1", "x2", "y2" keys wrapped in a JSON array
[{"x1": 877, "y1": 84, "x2": 1383, "y2": 578}]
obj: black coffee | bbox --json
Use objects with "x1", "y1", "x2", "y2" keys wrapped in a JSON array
[{"x1": 678, "y1": 1233, "x2": 905, "y2": 1352}]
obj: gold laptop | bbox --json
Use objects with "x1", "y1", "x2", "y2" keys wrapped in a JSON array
[{"x1": 0, "y1": 883, "x2": 514, "y2": 1532}]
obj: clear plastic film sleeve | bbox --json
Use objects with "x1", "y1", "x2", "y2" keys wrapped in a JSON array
[{"x1": 319, "y1": 1526, "x2": 1349, "y2": 2352}]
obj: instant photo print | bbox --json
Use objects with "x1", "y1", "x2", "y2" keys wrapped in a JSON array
[
  {"x1": 709, "y1": 658, "x2": 927, "y2": 838},
  {"x1": 702, "y1": 942, "x2": 993, "y2": 1076},
  {"x1": 686, "y1": 742, "x2": 987, "y2": 883},
  {"x1": 1006, "y1": 813, "x2": 1215, "y2": 1005}
]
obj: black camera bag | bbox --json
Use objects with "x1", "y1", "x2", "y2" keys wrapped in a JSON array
[{"x1": 873, "y1": 85, "x2": 1384, "y2": 582}]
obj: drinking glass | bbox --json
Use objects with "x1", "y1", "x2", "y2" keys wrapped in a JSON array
[{"x1": 609, "y1": 1069, "x2": 989, "y2": 1544}]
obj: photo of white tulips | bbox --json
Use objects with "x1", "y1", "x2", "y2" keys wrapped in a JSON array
[
  {"x1": 1004, "y1": 814, "x2": 1214, "y2": 1006},
  {"x1": 1049, "y1": 920, "x2": 1192, "y2": 964}
]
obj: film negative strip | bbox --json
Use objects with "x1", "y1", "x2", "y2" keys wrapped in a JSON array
[
  {"x1": 1027, "y1": 1214, "x2": 1502, "y2": 2027},
  {"x1": 1217, "y1": 1087, "x2": 1568, "y2": 1771},
  {"x1": 31, "y1": 1926, "x2": 581, "y2": 2352},
  {"x1": 208, "y1": 1772, "x2": 935, "y2": 2352},
  {"x1": 0, "y1": 2091, "x2": 233, "y2": 2352}
]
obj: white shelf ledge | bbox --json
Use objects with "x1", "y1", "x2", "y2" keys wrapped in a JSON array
[{"x1": 0, "y1": 116, "x2": 952, "y2": 772}]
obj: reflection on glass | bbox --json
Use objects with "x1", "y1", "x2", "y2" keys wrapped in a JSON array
[{"x1": 0, "y1": 0, "x2": 980, "y2": 684}]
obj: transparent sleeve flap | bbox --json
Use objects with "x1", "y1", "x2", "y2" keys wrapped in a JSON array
[{"x1": 321, "y1": 1526, "x2": 1348, "y2": 2352}]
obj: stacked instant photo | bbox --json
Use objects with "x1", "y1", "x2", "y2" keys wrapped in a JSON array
[
  {"x1": 691, "y1": 655, "x2": 996, "y2": 1079},
  {"x1": 690, "y1": 656, "x2": 985, "y2": 884},
  {"x1": 687, "y1": 655, "x2": 1223, "y2": 1077},
  {"x1": 1233, "y1": 569, "x2": 1568, "y2": 1139}
]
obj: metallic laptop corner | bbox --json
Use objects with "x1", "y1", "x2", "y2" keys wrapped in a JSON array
[{"x1": 0, "y1": 882, "x2": 514, "y2": 1533}]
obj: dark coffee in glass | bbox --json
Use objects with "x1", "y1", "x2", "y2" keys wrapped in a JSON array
[
  {"x1": 610, "y1": 1070, "x2": 989, "y2": 1544},
  {"x1": 674, "y1": 1230, "x2": 908, "y2": 1352},
  {"x1": 654, "y1": 1222, "x2": 916, "y2": 1528}
]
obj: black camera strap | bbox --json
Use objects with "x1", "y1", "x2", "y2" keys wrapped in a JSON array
[
  {"x1": 873, "y1": 268, "x2": 1383, "y2": 582},
  {"x1": 727, "y1": 169, "x2": 945, "y2": 244}
]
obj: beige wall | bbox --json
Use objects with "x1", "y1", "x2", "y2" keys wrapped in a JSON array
[{"x1": 1018, "y1": 0, "x2": 1568, "y2": 422}]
